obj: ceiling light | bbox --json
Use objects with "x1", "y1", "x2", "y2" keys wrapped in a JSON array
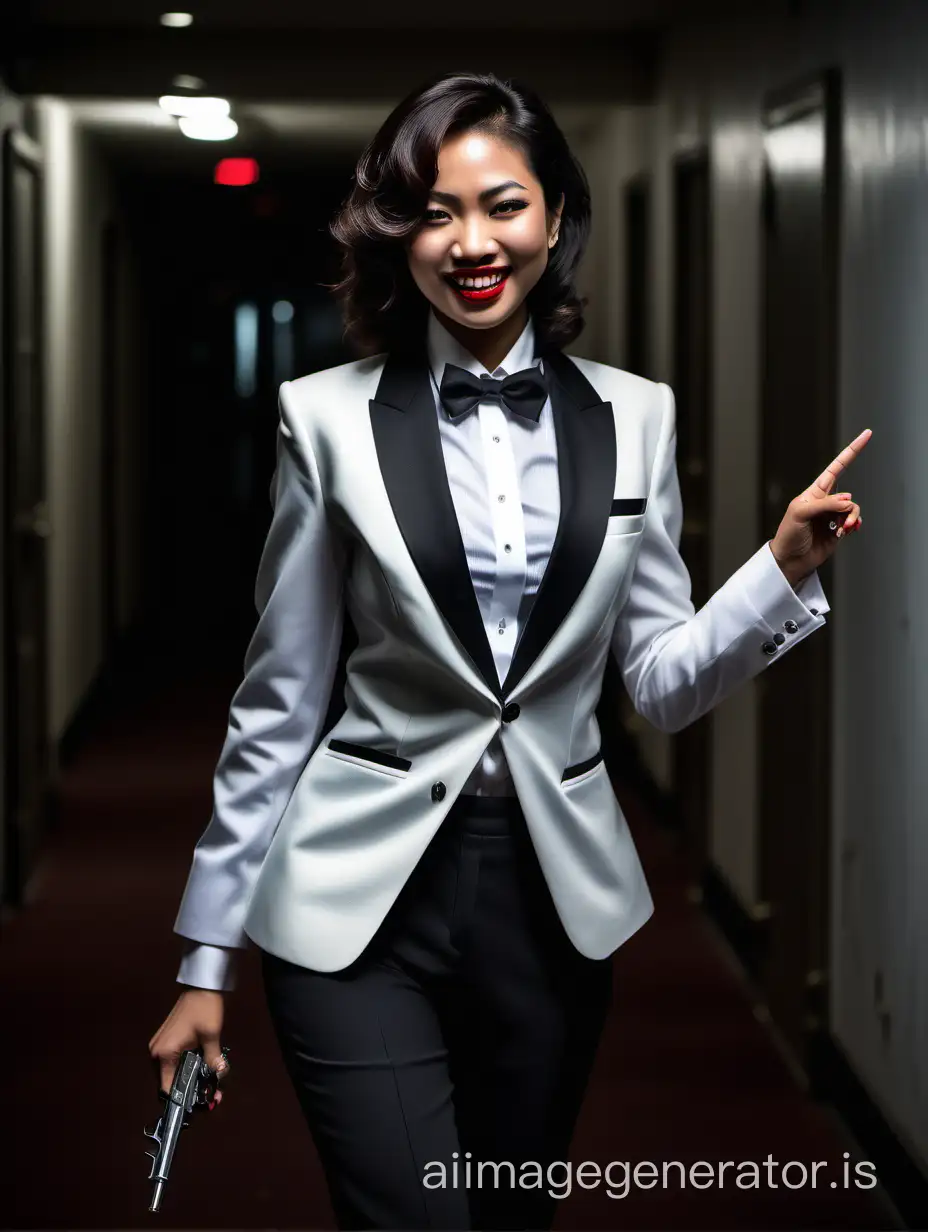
[
  {"x1": 159, "y1": 95, "x2": 230, "y2": 118},
  {"x1": 172, "y1": 74, "x2": 205, "y2": 90},
  {"x1": 160, "y1": 12, "x2": 194, "y2": 27},
  {"x1": 178, "y1": 115, "x2": 238, "y2": 141}
]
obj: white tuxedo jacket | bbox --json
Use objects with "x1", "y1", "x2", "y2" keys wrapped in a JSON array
[{"x1": 173, "y1": 343, "x2": 829, "y2": 977}]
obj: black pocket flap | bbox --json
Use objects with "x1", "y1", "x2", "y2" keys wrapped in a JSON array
[
  {"x1": 610, "y1": 497, "x2": 647, "y2": 516},
  {"x1": 327, "y1": 739, "x2": 411, "y2": 772}
]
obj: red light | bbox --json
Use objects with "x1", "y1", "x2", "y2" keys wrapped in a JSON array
[{"x1": 214, "y1": 158, "x2": 260, "y2": 186}]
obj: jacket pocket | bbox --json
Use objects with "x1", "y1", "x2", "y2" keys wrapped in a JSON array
[
  {"x1": 605, "y1": 512, "x2": 646, "y2": 537},
  {"x1": 324, "y1": 738, "x2": 411, "y2": 778},
  {"x1": 561, "y1": 749, "x2": 605, "y2": 787}
]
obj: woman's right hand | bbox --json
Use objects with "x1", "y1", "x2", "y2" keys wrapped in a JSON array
[{"x1": 149, "y1": 989, "x2": 229, "y2": 1105}]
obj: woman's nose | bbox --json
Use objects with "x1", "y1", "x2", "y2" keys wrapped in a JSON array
[{"x1": 454, "y1": 220, "x2": 498, "y2": 262}]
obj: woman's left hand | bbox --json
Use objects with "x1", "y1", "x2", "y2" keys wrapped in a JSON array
[{"x1": 769, "y1": 429, "x2": 872, "y2": 585}]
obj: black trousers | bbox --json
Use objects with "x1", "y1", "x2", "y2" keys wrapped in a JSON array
[{"x1": 260, "y1": 793, "x2": 614, "y2": 1231}]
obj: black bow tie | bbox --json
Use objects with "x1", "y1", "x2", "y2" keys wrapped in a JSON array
[{"x1": 438, "y1": 363, "x2": 549, "y2": 423}]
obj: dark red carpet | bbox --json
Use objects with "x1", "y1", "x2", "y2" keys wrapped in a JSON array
[{"x1": 0, "y1": 657, "x2": 900, "y2": 1229}]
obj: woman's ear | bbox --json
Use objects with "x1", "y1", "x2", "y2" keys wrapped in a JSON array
[{"x1": 548, "y1": 194, "x2": 565, "y2": 248}]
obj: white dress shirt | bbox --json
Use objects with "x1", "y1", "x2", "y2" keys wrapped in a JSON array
[
  {"x1": 428, "y1": 309, "x2": 558, "y2": 796},
  {"x1": 175, "y1": 307, "x2": 825, "y2": 992}
]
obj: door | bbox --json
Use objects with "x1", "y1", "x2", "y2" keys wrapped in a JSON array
[
  {"x1": 671, "y1": 148, "x2": 713, "y2": 871},
  {"x1": 757, "y1": 70, "x2": 841, "y2": 1066},
  {"x1": 2, "y1": 126, "x2": 50, "y2": 907}
]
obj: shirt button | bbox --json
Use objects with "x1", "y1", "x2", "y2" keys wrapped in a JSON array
[
  {"x1": 784, "y1": 619, "x2": 799, "y2": 633},
  {"x1": 498, "y1": 494, "x2": 505, "y2": 502},
  {"x1": 504, "y1": 544, "x2": 512, "y2": 552},
  {"x1": 493, "y1": 435, "x2": 500, "y2": 443},
  {"x1": 762, "y1": 640, "x2": 778, "y2": 655},
  {"x1": 431, "y1": 782, "x2": 446, "y2": 802},
  {"x1": 502, "y1": 702, "x2": 520, "y2": 721},
  {"x1": 809, "y1": 608, "x2": 819, "y2": 616},
  {"x1": 773, "y1": 632, "x2": 786, "y2": 645}
]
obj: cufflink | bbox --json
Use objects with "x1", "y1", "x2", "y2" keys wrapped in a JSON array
[{"x1": 784, "y1": 619, "x2": 799, "y2": 634}]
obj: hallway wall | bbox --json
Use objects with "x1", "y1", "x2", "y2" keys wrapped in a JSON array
[
  {"x1": 35, "y1": 98, "x2": 143, "y2": 743},
  {"x1": 652, "y1": 0, "x2": 927, "y2": 1171}
]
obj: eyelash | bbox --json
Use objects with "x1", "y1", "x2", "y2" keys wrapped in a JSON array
[{"x1": 423, "y1": 199, "x2": 528, "y2": 223}]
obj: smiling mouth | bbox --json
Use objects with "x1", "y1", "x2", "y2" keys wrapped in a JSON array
[{"x1": 444, "y1": 267, "x2": 511, "y2": 301}]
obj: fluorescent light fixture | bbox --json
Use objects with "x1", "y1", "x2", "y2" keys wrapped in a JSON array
[
  {"x1": 159, "y1": 95, "x2": 230, "y2": 118},
  {"x1": 172, "y1": 74, "x2": 205, "y2": 90},
  {"x1": 160, "y1": 12, "x2": 194, "y2": 27},
  {"x1": 178, "y1": 115, "x2": 238, "y2": 141}
]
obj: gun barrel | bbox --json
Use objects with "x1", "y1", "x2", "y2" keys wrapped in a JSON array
[{"x1": 149, "y1": 1180, "x2": 164, "y2": 1212}]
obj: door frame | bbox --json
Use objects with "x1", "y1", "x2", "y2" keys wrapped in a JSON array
[
  {"x1": 670, "y1": 145, "x2": 714, "y2": 872},
  {"x1": 2, "y1": 123, "x2": 49, "y2": 909}
]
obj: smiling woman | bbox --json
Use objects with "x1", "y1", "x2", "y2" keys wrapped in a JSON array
[
  {"x1": 327, "y1": 71, "x2": 589, "y2": 370},
  {"x1": 152, "y1": 66, "x2": 860, "y2": 1232}
]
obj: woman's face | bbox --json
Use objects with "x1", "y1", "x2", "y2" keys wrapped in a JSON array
[{"x1": 406, "y1": 129, "x2": 562, "y2": 333}]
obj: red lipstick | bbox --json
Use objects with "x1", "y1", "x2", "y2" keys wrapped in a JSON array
[{"x1": 445, "y1": 265, "x2": 510, "y2": 303}]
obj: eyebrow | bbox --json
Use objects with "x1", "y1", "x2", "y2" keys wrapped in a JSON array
[{"x1": 428, "y1": 180, "x2": 528, "y2": 205}]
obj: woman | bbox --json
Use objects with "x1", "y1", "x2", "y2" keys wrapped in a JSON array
[{"x1": 149, "y1": 71, "x2": 868, "y2": 1231}]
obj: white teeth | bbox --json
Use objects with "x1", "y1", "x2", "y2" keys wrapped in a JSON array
[{"x1": 452, "y1": 271, "x2": 507, "y2": 289}]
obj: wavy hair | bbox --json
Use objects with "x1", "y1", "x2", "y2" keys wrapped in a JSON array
[{"x1": 327, "y1": 71, "x2": 591, "y2": 356}]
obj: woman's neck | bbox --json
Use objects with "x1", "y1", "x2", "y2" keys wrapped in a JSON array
[{"x1": 433, "y1": 304, "x2": 529, "y2": 373}]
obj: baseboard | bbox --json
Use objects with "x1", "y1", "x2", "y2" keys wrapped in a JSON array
[
  {"x1": 701, "y1": 863, "x2": 767, "y2": 982},
  {"x1": 809, "y1": 1030, "x2": 928, "y2": 1229}
]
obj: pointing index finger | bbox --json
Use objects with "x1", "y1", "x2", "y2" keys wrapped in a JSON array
[{"x1": 809, "y1": 428, "x2": 872, "y2": 495}]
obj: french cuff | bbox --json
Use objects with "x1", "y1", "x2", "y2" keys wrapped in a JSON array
[
  {"x1": 733, "y1": 541, "x2": 829, "y2": 650},
  {"x1": 176, "y1": 941, "x2": 237, "y2": 992}
]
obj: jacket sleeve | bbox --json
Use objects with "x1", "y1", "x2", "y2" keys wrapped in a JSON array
[
  {"x1": 610, "y1": 382, "x2": 830, "y2": 735},
  {"x1": 173, "y1": 383, "x2": 347, "y2": 991}
]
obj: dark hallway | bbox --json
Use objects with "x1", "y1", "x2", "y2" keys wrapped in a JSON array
[{"x1": 3, "y1": 4, "x2": 928, "y2": 1228}]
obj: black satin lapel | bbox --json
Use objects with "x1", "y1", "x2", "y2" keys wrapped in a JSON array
[
  {"x1": 502, "y1": 349, "x2": 617, "y2": 696},
  {"x1": 369, "y1": 347, "x2": 501, "y2": 697}
]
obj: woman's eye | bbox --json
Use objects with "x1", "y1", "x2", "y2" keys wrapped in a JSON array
[
  {"x1": 493, "y1": 199, "x2": 528, "y2": 215},
  {"x1": 423, "y1": 209, "x2": 446, "y2": 222}
]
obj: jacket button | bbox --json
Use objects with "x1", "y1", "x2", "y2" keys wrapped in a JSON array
[
  {"x1": 762, "y1": 640, "x2": 778, "y2": 655},
  {"x1": 784, "y1": 619, "x2": 798, "y2": 633},
  {"x1": 502, "y1": 702, "x2": 521, "y2": 721},
  {"x1": 431, "y1": 782, "x2": 446, "y2": 802},
  {"x1": 773, "y1": 632, "x2": 786, "y2": 645}
]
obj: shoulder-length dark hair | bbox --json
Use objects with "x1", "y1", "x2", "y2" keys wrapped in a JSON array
[{"x1": 327, "y1": 71, "x2": 591, "y2": 356}]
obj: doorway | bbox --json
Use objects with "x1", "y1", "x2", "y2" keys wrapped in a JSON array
[{"x1": 757, "y1": 69, "x2": 841, "y2": 1067}]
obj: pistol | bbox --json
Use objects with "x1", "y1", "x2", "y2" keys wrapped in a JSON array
[{"x1": 143, "y1": 1046, "x2": 229, "y2": 1212}]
